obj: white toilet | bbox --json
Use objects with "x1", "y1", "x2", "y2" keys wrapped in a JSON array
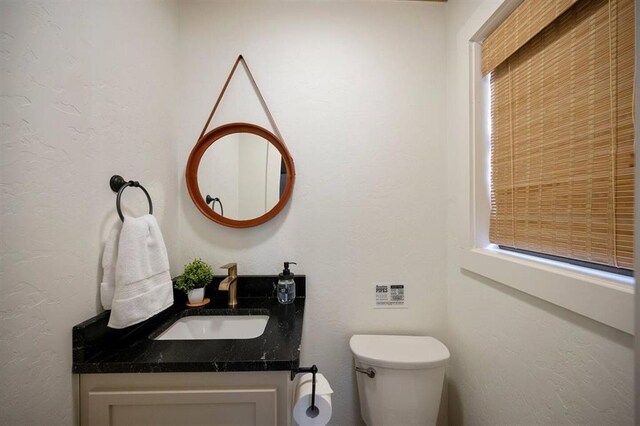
[{"x1": 349, "y1": 334, "x2": 450, "y2": 426}]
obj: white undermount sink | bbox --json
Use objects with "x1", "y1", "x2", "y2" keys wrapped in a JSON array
[{"x1": 154, "y1": 315, "x2": 269, "y2": 340}]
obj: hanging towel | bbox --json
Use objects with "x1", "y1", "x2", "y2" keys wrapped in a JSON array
[
  {"x1": 100, "y1": 222, "x2": 122, "y2": 310},
  {"x1": 108, "y1": 214, "x2": 173, "y2": 329}
]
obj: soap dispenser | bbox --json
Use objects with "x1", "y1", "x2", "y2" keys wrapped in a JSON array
[{"x1": 277, "y1": 262, "x2": 297, "y2": 304}]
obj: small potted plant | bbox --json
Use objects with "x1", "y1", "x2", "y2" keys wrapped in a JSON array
[{"x1": 175, "y1": 258, "x2": 214, "y2": 304}]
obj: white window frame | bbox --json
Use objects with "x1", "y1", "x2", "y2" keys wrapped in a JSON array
[{"x1": 461, "y1": 0, "x2": 635, "y2": 335}]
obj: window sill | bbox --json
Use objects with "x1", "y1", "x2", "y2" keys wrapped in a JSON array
[{"x1": 460, "y1": 246, "x2": 635, "y2": 335}]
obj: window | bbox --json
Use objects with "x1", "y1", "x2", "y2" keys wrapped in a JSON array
[
  {"x1": 484, "y1": 0, "x2": 635, "y2": 274},
  {"x1": 461, "y1": 0, "x2": 635, "y2": 334}
]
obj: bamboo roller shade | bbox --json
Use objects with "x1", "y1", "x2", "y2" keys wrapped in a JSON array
[
  {"x1": 489, "y1": 0, "x2": 635, "y2": 270},
  {"x1": 482, "y1": 0, "x2": 579, "y2": 76}
]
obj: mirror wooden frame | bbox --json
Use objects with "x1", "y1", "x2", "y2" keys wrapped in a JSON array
[{"x1": 185, "y1": 122, "x2": 295, "y2": 228}]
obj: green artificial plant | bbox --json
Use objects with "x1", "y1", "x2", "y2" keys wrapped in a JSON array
[{"x1": 175, "y1": 258, "x2": 214, "y2": 293}]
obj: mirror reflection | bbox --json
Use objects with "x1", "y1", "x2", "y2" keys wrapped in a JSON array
[{"x1": 198, "y1": 132, "x2": 286, "y2": 221}]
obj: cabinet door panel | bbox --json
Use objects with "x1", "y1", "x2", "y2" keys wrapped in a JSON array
[{"x1": 86, "y1": 387, "x2": 277, "y2": 426}]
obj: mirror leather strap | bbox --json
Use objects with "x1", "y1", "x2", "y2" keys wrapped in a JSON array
[{"x1": 198, "y1": 55, "x2": 284, "y2": 143}]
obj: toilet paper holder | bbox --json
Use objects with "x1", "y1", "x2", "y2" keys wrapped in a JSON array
[{"x1": 291, "y1": 365, "x2": 319, "y2": 415}]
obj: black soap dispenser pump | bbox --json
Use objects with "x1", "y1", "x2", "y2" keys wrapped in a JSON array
[{"x1": 277, "y1": 262, "x2": 297, "y2": 304}]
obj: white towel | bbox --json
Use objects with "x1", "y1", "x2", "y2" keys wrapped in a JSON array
[
  {"x1": 100, "y1": 222, "x2": 121, "y2": 310},
  {"x1": 108, "y1": 214, "x2": 173, "y2": 329}
]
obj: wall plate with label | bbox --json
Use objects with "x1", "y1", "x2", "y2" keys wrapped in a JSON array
[{"x1": 373, "y1": 282, "x2": 407, "y2": 309}]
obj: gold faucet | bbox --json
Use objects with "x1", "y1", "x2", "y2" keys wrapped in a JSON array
[{"x1": 219, "y1": 263, "x2": 238, "y2": 307}]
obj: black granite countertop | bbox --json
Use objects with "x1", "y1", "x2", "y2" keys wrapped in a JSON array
[{"x1": 72, "y1": 275, "x2": 305, "y2": 374}]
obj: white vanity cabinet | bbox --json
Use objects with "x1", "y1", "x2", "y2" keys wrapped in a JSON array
[{"x1": 79, "y1": 371, "x2": 292, "y2": 426}]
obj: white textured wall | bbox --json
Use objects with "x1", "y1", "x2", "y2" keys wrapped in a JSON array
[
  {"x1": 444, "y1": 1, "x2": 635, "y2": 425},
  {"x1": 198, "y1": 133, "x2": 241, "y2": 218},
  {"x1": 0, "y1": 1, "x2": 179, "y2": 424},
  {"x1": 175, "y1": 2, "x2": 448, "y2": 424},
  {"x1": 3, "y1": 1, "x2": 632, "y2": 425}
]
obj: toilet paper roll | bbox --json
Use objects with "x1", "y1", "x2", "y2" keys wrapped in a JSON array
[{"x1": 293, "y1": 373, "x2": 333, "y2": 426}]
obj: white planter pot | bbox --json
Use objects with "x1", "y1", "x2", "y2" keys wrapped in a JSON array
[{"x1": 187, "y1": 287, "x2": 205, "y2": 304}]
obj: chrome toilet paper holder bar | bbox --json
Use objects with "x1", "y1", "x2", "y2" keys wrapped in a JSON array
[{"x1": 291, "y1": 365, "x2": 319, "y2": 415}]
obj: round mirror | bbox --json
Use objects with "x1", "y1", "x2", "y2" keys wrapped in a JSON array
[{"x1": 186, "y1": 123, "x2": 295, "y2": 228}]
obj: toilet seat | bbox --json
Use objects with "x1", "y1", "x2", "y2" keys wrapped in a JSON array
[{"x1": 349, "y1": 335, "x2": 449, "y2": 369}]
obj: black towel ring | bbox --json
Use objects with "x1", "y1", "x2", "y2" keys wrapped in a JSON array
[
  {"x1": 110, "y1": 175, "x2": 153, "y2": 222},
  {"x1": 206, "y1": 194, "x2": 224, "y2": 217}
]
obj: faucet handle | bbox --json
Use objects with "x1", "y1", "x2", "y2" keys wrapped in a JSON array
[{"x1": 220, "y1": 263, "x2": 237, "y2": 276}]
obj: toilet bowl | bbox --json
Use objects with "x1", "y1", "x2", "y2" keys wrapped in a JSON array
[{"x1": 349, "y1": 335, "x2": 450, "y2": 426}]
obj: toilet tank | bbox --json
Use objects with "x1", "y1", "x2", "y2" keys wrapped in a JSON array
[{"x1": 350, "y1": 335, "x2": 450, "y2": 426}]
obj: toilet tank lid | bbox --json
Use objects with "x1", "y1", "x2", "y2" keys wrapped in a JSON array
[{"x1": 349, "y1": 335, "x2": 450, "y2": 369}]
